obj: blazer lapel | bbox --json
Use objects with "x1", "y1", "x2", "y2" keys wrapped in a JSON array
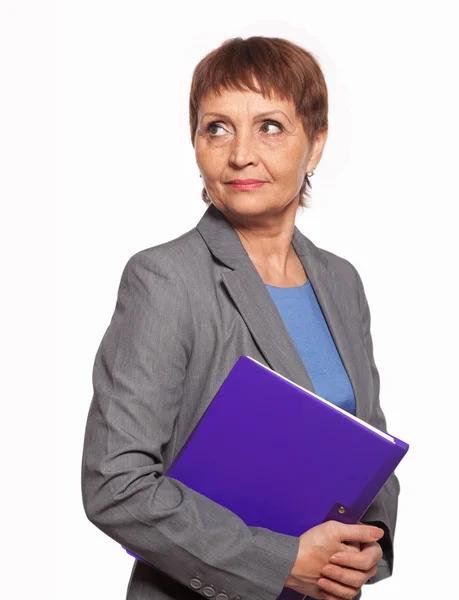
[
  {"x1": 222, "y1": 261, "x2": 315, "y2": 392},
  {"x1": 195, "y1": 203, "x2": 366, "y2": 422}
]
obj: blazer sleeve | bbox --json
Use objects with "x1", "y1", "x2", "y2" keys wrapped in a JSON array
[
  {"x1": 81, "y1": 249, "x2": 300, "y2": 600},
  {"x1": 350, "y1": 263, "x2": 401, "y2": 584}
]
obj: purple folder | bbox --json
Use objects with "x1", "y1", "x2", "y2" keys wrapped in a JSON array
[{"x1": 123, "y1": 355, "x2": 409, "y2": 599}]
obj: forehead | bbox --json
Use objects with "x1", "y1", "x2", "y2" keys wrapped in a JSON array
[{"x1": 198, "y1": 86, "x2": 296, "y2": 118}]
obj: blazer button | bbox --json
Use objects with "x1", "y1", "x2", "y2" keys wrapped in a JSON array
[
  {"x1": 189, "y1": 577, "x2": 202, "y2": 590},
  {"x1": 216, "y1": 593, "x2": 229, "y2": 600},
  {"x1": 202, "y1": 585, "x2": 216, "y2": 597}
]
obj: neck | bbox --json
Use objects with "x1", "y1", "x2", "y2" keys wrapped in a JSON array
[{"x1": 221, "y1": 199, "x2": 299, "y2": 275}]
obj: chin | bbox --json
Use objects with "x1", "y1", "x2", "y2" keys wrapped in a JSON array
[
  {"x1": 223, "y1": 193, "x2": 271, "y2": 210},
  {"x1": 223, "y1": 201, "x2": 270, "y2": 217}
]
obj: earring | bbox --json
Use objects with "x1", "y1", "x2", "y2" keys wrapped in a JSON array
[
  {"x1": 306, "y1": 167, "x2": 316, "y2": 177},
  {"x1": 199, "y1": 174, "x2": 210, "y2": 201}
]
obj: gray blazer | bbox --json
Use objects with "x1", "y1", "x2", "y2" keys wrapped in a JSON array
[{"x1": 81, "y1": 202, "x2": 400, "y2": 600}]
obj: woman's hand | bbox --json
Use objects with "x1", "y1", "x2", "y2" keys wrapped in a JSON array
[
  {"x1": 317, "y1": 541, "x2": 382, "y2": 599},
  {"x1": 284, "y1": 521, "x2": 384, "y2": 599}
]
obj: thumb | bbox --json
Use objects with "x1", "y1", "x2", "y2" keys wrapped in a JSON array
[{"x1": 336, "y1": 522, "x2": 384, "y2": 543}]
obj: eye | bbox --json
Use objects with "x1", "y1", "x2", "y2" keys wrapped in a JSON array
[
  {"x1": 260, "y1": 120, "x2": 283, "y2": 134},
  {"x1": 205, "y1": 122, "x2": 227, "y2": 136},
  {"x1": 204, "y1": 119, "x2": 284, "y2": 137}
]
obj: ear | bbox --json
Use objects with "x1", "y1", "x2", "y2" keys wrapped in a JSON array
[{"x1": 307, "y1": 128, "x2": 328, "y2": 170}]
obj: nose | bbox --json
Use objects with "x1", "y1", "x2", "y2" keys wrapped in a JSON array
[{"x1": 229, "y1": 129, "x2": 259, "y2": 168}]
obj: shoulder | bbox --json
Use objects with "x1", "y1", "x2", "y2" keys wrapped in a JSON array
[
  {"x1": 296, "y1": 228, "x2": 364, "y2": 293},
  {"x1": 320, "y1": 245, "x2": 361, "y2": 280},
  {"x1": 122, "y1": 227, "x2": 209, "y2": 281}
]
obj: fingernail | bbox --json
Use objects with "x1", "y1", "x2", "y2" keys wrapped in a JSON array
[
  {"x1": 330, "y1": 553, "x2": 343, "y2": 561},
  {"x1": 372, "y1": 527, "x2": 384, "y2": 539}
]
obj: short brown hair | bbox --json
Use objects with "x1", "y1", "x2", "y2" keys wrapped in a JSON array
[{"x1": 189, "y1": 36, "x2": 329, "y2": 208}]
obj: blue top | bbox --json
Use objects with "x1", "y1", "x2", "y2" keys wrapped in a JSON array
[{"x1": 265, "y1": 280, "x2": 356, "y2": 416}]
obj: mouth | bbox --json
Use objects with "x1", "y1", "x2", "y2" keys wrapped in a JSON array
[{"x1": 226, "y1": 180, "x2": 266, "y2": 190}]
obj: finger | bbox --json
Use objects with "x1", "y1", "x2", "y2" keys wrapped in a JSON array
[
  {"x1": 361, "y1": 541, "x2": 383, "y2": 555},
  {"x1": 329, "y1": 543, "x2": 383, "y2": 571},
  {"x1": 335, "y1": 541, "x2": 361, "y2": 555},
  {"x1": 321, "y1": 562, "x2": 378, "y2": 587},
  {"x1": 343, "y1": 541, "x2": 360, "y2": 551},
  {"x1": 317, "y1": 575, "x2": 360, "y2": 600},
  {"x1": 330, "y1": 521, "x2": 384, "y2": 544},
  {"x1": 363, "y1": 542, "x2": 383, "y2": 564}
]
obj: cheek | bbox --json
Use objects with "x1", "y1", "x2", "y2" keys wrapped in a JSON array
[
  {"x1": 272, "y1": 156, "x2": 304, "y2": 181},
  {"x1": 199, "y1": 155, "x2": 229, "y2": 179},
  {"x1": 268, "y1": 141, "x2": 304, "y2": 168}
]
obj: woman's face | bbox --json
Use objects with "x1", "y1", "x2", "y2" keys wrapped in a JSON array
[{"x1": 194, "y1": 84, "x2": 327, "y2": 222}]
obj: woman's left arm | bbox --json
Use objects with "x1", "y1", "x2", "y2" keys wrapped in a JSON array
[{"x1": 350, "y1": 263, "x2": 401, "y2": 584}]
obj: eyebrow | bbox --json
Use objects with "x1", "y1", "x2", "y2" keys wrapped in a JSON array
[{"x1": 201, "y1": 110, "x2": 292, "y2": 124}]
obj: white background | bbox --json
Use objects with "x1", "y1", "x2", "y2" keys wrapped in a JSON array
[{"x1": 1, "y1": 1, "x2": 458, "y2": 598}]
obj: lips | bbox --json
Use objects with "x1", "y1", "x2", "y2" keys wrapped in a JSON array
[
  {"x1": 226, "y1": 179, "x2": 265, "y2": 184},
  {"x1": 227, "y1": 181, "x2": 266, "y2": 190}
]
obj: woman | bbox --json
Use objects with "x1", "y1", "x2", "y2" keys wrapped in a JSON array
[{"x1": 82, "y1": 36, "x2": 400, "y2": 600}]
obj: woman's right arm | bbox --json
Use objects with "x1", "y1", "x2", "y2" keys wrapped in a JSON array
[{"x1": 81, "y1": 249, "x2": 300, "y2": 600}]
